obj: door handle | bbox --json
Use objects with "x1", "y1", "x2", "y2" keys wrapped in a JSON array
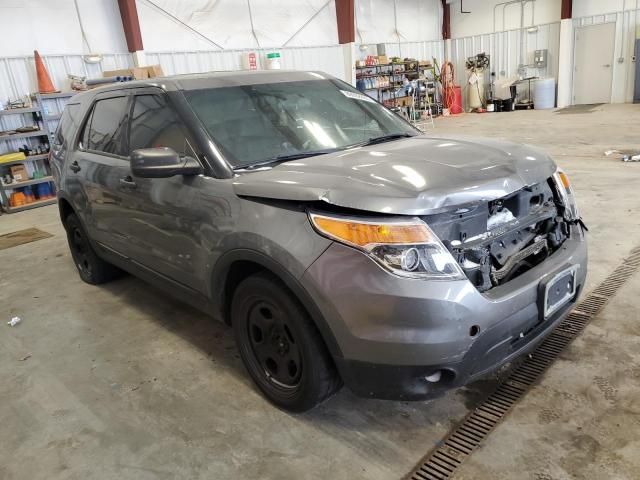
[
  {"x1": 69, "y1": 161, "x2": 81, "y2": 173},
  {"x1": 119, "y1": 176, "x2": 137, "y2": 189},
  {"x1": 603, "y1": 64, "x2": 611, "y2": 68}
]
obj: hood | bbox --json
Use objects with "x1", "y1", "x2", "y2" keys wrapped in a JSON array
[{"x1": 232, "y1": 135, "x2": 557, "y2": 215}]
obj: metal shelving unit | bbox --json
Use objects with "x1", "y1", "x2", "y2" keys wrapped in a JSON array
[
  {"x1": 0, "y1": 176, "x2": 54, "y2": 190},
  {"x1": 4, "y1": 198, "x2": 56, "y2": 213},
  {"x1": 355, "y1": 61, "x2": 441, "y2": 113},
  {"x1": 0, "y1": 91, "x2": 74, "y2": 213}
]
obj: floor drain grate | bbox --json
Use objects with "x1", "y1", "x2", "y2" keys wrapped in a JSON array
[{"x1": 406, "y1": 250, "x2": 640, "y2": 480}]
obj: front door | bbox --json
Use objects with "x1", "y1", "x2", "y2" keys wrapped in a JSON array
[
  {"x1": 117, "y1": 90, "x2": 209, "y2": 291},
  {"x1": 573, "y1": 22, "x2": 616, "y2": 105}
]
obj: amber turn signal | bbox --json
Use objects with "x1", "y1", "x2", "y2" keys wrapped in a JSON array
[
  {"x1": 310, "y1": 214, "x2": 433, "y2": 249},
  {"x1": 557, "y1": 171, "x2": 571, "y2": 189}
]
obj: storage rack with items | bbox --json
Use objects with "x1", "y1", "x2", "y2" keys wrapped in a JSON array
[
  {"x1": 355, "y1": 60, "x2": 442, "y2": 126},
  {"x1": 0, "y1": 92, "x2": 74, "y2": 213},
  {"x1": 355, "y1": 61, "x2": 420, "y2": 108}
]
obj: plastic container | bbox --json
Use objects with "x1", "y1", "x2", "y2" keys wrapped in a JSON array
[
  {"x1": 23, "y1": 186, "x2": 35, "y2": 203},
  {"x1": 35, "y1": 182, "x2": 54, "y2": 199},
  {"x1": 266, "y1": 52, "x2": 281, "y2": 70},
  {"x1": 534, "y1": 77, "x2": 556, "y2": 109},
  {"x1": 9, "y1": 192, "x2": 26, "y2": 207},
  {"x1": 444, "y1": 86, "x2": 463, "y2": 114}
]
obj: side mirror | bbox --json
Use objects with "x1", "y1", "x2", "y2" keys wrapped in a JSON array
[{"x1": 130, "y1": 147, "x2": 203, "y2": 178}]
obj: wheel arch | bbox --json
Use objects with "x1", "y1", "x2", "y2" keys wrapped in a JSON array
[
  {"x1": 211, "y1": 249, "x2": 343, "y2": 360},
  {"x1": 57, "y1": 195, "x2": 75, "y2": 223}
]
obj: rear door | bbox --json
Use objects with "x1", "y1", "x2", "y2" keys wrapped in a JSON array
[{"x1": 71, "y1": 92, "x2": 132, "y2": 253}]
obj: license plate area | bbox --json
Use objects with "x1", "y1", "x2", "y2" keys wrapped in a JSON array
[{"x1": 543, "y1": 265, "x2": 578, "y2": 318}]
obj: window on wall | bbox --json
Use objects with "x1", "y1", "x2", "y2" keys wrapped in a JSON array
[
  {"x1": 128, "y1": 94, "x2": 196, "y2": 157},
  {"x1": 84, "y1": 96, "x2": 129, "y2": 155}
]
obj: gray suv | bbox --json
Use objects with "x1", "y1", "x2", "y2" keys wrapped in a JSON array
[{"x1": 51, "y1": 71, "x2": 587, "y2": 412}]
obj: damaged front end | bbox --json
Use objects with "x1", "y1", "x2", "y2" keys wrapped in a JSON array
[{"x1": 425, "y1": 173, "x2": 583, "y2": 292}]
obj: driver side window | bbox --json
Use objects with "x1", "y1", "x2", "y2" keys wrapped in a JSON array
[{"x1": 128, "y1": 94, "x2": 196, "y2": 157}]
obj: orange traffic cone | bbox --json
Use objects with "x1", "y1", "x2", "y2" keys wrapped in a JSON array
[{"x1": 34, "y1": 50, "x2": 58, "y2": 94}]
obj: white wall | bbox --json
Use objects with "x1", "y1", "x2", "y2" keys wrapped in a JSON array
[
  {"x1": 449, "y1": 0, "x2": 560, "y2": 38},
  {"x1": 0, "y1": 0, "x2": 127, "y2": 57},
  {"x1": 573, "y1": 0, "x2": 640, "y2": 17}
]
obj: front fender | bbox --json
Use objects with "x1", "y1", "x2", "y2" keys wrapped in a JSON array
[{"x1": 209, "y1": 247, "x2": 342, "y2": 359}]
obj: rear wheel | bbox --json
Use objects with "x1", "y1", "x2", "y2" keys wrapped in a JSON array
[
  {"x1": 231, "y1": 272, "x2": 341, "y2": 412},
  {"x1": 64, "y1": 213, "x2": 121, "y2": 284}
]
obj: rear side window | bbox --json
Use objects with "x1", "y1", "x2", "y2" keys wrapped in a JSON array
[
  {"x1": 128, "y1": 94, "x2": 196, "y2": 157},
  {"x1": 83, "y1": 96, "x2": 129, "y2": 155},
  {"x1": 53, "y1": 104, "x2": 79, "y2": 146}
]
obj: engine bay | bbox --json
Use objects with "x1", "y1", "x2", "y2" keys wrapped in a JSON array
[{"x1": 424, "y1": 179, "x2": 571, "y2": 292}]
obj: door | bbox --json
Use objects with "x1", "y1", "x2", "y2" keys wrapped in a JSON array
[
  {"x1": 69, "y1": 93, "x2": 132, "y2": 254},
  {"x1": 118, "y1": 90, "x2": 208, "y2": 290},
  {"x1": 573, "y1": 22, "x2": 616, "y2": 105}
]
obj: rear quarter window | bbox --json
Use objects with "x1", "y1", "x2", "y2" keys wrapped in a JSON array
[{"x1": 53, "y1": 104, "x2": 80, "y2": 146}]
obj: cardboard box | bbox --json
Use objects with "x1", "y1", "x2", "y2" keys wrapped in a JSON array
[
  {"x1": 396, "y1": 96, "x2": 414, "y2": 108},
  {"x1": 10, "y1": 164, "x2": 29, "y2": 183},
  {"x1": 377, "y1": 55, "x2": 389, "y2": 65},
  {"x1": 103, "y1": 64, "x2": 165, "y2": 80},
  {"x1": 146, "y1": 64, "x2": 165, "y2": 78}
]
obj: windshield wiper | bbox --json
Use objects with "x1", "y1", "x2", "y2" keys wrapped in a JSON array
[
  {"x1": 361, "y1": 133, "x2": 414, "y2": 146},
  {"x1": 235, "y1": 150, "x2": 333, "y2": 171}
]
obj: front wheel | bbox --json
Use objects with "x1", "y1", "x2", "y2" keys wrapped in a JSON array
[{"x1": 231, "y1": 272, "x2": 341, "y2": 412}]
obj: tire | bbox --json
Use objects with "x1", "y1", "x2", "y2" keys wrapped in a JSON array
[
  {"x1": 231, "y1": 272, "x2": 341, "y2": 412},
  {"x1": 64, "y1": 213, "x2": 122, "y2": 285}
]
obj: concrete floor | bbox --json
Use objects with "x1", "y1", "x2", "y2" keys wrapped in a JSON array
[{"x1": 1, "y1": 103, "x2": 639, "y2": 480}]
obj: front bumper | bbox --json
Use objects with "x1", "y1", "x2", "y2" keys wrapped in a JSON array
[{"x1": 301, "y1": 225, "x2": 587, "y2": 400}]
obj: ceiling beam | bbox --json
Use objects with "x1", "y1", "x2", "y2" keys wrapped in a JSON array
[
  {"x1": 117, "y1": 0, "x2": 144, "y2": 53},
  {"x1": 335, "y1": 0, "x2": 355, "y2": 44}
]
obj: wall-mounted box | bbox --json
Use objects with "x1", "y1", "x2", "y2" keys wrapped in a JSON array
[{"x1": 534, "y1": 49, "x2": 548, "y2": 68}]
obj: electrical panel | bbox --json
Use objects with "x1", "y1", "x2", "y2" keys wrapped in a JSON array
[{"x1": 534, "y1": 49, "x2": 548, "y2": 68}]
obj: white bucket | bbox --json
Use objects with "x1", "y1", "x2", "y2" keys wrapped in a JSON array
[
  {"x1": 534, "y1": 77, "x2": 556, "y2": 109},
  {"x1": 266, "y1": 52, "x2": 281, "y2": 70}
]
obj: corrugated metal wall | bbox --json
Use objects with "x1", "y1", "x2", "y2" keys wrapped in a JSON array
[
  {"x1": 572, "y1": 9, "x2": 639, "y2": 103},
  {"x1": 0, "y1": 46, "x2": 345, "y2": 107},
  {"x1": 0, "y1": 53, "x2": 133, "y2": 102},
  {"x1": 144, "y1": 45, "x2": 346, "y2": 80},
  {"x1": 449, "y1": 22, "x2": 561, "y2": 109},
  {"x1": 382, "y1": 40, "x2": 445, "y2": 63},
  {"x1": 1, "y1": 9, "x2": 637, "y2": 113}
]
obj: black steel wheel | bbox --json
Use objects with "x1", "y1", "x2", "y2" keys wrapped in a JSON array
[
  {"x1": 247, "y1": 299, "x2": 303, "y2": 389},
  {"x1": 232, "y1": 272, "x2": 341, "y2": 412},
  {"x1": 64, "y1": 213, "x2": 121, "y2": 285}
]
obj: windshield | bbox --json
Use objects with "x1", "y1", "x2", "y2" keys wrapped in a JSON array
[{"x1": 183, "y1": 78, "x2": 419, "y2": 169}]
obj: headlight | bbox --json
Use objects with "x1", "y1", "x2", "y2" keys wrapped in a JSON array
[
  {"x1": 309, "y1": 213, "x2": 465, "y2": 280},
  {"x1": 552, "y1": 168, "x2": 579, "y2": 220}
]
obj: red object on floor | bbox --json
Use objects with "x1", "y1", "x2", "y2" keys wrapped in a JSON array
[{"x1": 445, "y1": 86, "x2": 463, "y2": 114}]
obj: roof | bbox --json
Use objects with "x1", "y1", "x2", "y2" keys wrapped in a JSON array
[{"x1": 71, "y1": 70, "x2": 332, "y2": 101}]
